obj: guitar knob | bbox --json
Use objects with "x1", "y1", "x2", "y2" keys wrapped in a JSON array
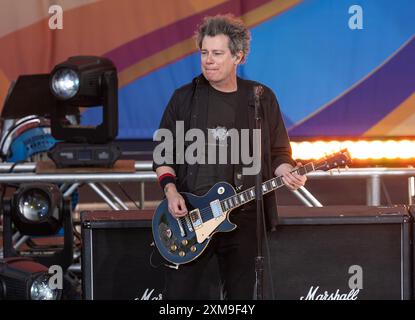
[
  {"x1": 179, "y1": 251, "x2": 186, "y2": 257},
  {"x1": 170, "y1": 244, "x2": 177, "y2": 251},
  {"x1": 181, "y1": 239, "x2": 188, "y2": 246},
  {"x1": 190, "y1": 246, "x2": 197, "y2": 252}
]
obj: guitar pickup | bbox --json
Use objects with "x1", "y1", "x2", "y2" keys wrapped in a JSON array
[
  {"x1": 189, "y1": 209, "x2": 203, "y2": 230},
  {"x1": 210, "y1": 199, "x2": 224, "y2": 218}
]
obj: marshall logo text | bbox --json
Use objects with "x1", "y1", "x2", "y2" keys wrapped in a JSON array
[
  {"x1": 300, "y1": 286, "x2": 360, "y2": 300},
  {"x1": 300, "y1": 265, "x2": 363, "y2": 300}
]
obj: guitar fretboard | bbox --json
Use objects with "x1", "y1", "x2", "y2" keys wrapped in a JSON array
[{"x1": 220, "y1": 162, "x2": 315, "y2": 211}]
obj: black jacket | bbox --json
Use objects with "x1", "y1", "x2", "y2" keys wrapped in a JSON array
[{"x1": 153, "y1": 74, "x2": 296, "y2": 230}]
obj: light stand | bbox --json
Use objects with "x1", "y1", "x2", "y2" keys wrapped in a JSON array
[{"x1": 253, "y1": 85, "x2": 265, "y2": 300}]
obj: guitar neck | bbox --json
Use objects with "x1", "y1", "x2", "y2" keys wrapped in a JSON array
[{"x1": 220, "y1": 162, "x2": 315, "y2": 211}]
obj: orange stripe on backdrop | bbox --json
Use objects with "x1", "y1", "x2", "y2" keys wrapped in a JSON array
[
  {"x1": 0, "y1": 69, "x2": 10, "y2": 107},
  {"x1": 118, "y1": 0, "x2": 302, "y2": 87},
  {"x1": 242, "y1": 0, "x2": 300, "y2": 28},
  {"x1": 0, "y1": 0, "x2": 101, "y2": 38},
  {"x1": 0, "y1": 0, "x2": 227, "y2": 81},
  {"x1": 364, "y1": 92, "x2": 415, "y2": 136}
]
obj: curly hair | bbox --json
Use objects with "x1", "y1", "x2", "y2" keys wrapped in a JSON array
[{"x1": 195, "y1": 14, "x2": 251, "y2": 63}]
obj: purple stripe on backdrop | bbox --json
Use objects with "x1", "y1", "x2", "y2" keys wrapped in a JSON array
[
  {"x1": 289, "y1": 37, "x2": 415, "y2": 137},
  {"x1": 104, "y1": 0, "x2": 271, "y2": 72}
]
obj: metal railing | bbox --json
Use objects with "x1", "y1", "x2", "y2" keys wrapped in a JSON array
[
  {"x1": 0, "y1": 162, "x2": 154, "y2": 210},
  {"x1": 1, "y1": 162, "x2": 415, "y2": 207},
  {"x1": 308, "y1": 167, "x2": 415, "y2": 206}
]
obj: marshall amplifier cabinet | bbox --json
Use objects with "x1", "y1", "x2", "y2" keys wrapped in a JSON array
[
  {"x1": 81, "y1": 210, "x2": 165, "y2": 300},
  {"x1": 81, "y1": 206, "x2": 412, "y2": 300},
  {"x1": 268, "y1": 205, "x2": 412, "y2": 300}
]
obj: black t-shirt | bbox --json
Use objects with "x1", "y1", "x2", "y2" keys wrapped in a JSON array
[{"x1": 193, "y1": 85, "x2": 238, "y2": 195}]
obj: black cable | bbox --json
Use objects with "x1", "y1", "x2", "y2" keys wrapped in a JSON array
[
  {"x1": 5, "y1": 160, "x2": 27, "y2": 190},
  {"x1": 149, "y1": 245, "x2": 165, "y2": 269},
  {"x1": 8, "y1": 159, "x2": 25, "y2": 173},
  {"x1": 117, "y1": 182, "x2": 141, "y2": 210},
  {"x1": 72, "y1": 224, "x2": 82, "y2": 242}
]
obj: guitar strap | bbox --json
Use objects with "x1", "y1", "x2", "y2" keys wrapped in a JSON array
[{"x1": 233, "y1": 81, "x2": 257, "y2": 191}]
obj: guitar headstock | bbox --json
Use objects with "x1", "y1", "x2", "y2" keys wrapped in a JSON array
[{"x1": 313, "y1": 149, "x2": 352, "y2": 172}]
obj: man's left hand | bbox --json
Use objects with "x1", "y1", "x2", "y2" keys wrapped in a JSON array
[{"x1": 274, "y1": 162, "x2": 307, "y2": 191}]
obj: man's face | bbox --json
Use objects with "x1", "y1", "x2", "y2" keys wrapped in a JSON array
[{"x1": 200, "y1": 34, "x2": 241, "y2": 88}]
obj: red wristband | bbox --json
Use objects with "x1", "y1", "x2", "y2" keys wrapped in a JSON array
[
  {"x1": 158, "y1": 173, "x2": 176, "y2": 183},
  {"x1": 158, "y1": 173, "x2": 176, "y2": 192}
]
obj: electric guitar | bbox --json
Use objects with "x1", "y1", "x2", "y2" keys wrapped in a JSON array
[{"x1": 152, "y1": 149, "x2": 351, "y2": 265}]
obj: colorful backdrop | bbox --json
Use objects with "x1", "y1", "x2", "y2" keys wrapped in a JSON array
[{"x1": 0, "y1": 0, "x2": 414, "y2": 139}]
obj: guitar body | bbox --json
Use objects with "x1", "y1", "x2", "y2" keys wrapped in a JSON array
[
  {"x1": 152, "y1": 150, "x2": 351, "y2": 265},
  {"x1": 152, "y1": 182, "x2": 237, "y2": 265}
]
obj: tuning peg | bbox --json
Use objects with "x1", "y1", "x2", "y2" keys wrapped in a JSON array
[{"x1": 337, "y1": 168, "x2": 341, "y2": 174}]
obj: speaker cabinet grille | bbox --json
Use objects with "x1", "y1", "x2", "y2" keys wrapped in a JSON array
[
  {"x1": 266, "y1": 206, "x2": 412, "y2": 300},
  {"x1": 81, "y1": 211, "x2": 164, "y2": 300}
]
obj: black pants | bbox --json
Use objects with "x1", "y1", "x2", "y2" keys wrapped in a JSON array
[{"x1": 163, "y1": 208, "x2": 257, "y2": 300}]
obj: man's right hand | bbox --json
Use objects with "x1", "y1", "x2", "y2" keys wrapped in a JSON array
[{"x1": 164, "y1": 184, "x2": 188, "y2": 218}]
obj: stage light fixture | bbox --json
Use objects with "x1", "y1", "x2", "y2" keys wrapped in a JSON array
[
  {"x1": 10, "y1": 183, "x2": 63, "y2": 236},
  {"x1": 0, "y1": 257, "x2": 62, "y2": 300},
  {"x1": 48, "y1": 56, "x2": 121, "y2": 168},
  {"x1": 0, "y1": 56, "x2": 120, "y2": 167},
  {"x1": 2, "y1": 183, "x2": 74, "y2": 271}
]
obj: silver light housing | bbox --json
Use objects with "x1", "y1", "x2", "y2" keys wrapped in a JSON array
[
  {"x1": 30, "y1": 273, "x2": 61, "y2": 300},
  {"x1": 50, "y1": 69, "x2": 80, "y2": 99},
  {"x1": 18, "y1": 189, "x2": 50, "y2": 222}
]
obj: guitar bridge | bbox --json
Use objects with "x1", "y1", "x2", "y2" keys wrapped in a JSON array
[
  {"x1": 189, "y1": 209, "x2": 202, "y2": 230},
  {"x1": 184, "y1": 215, "x2": 193, "y2": 232},
  {"x1": 176, "y1": 218, "x2": 186, "y2": 237}
]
